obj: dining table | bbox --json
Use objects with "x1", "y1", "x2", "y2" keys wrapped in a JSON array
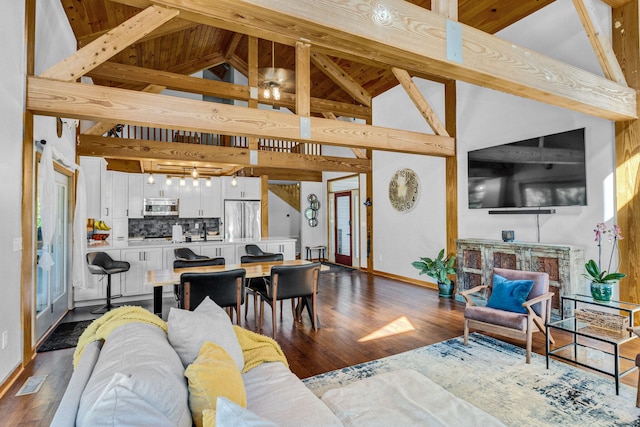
[{"x1": 145, "y1": 259, "x2": 328, "y2": 317}]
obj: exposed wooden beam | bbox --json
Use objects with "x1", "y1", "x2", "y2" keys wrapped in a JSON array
[
  {"x1": 84, "y1": 84, "x2": 166, "y2": 136},
  {"x1": 296, "y1": 42, "x2": 311, "y2": 117},
  {"x1": 247, "y1": 36, "x2": 259, "y2": 150},
  {"x1": 602, "y1": 0, "x2": 633, "y2": 7},
  {"x1": 77, "y1": 18, "x2": 197, "y2": 48},
  {"x1": 444, "y1": 80, "x2": 458, "y2": 264},
  {"x1": 227, "y1": 53, "x2": 248, "y2": 77},
  {"x1": 28, "y1": 77, "x2": 452, "y2": 156},
  {"x1": 310, "y1": 52, "x2": 372, "y2": 107},
  {"x1": 224, "y1": 32, "x2": 243, "y2": 59},
  {"x1": 432, "y1": 0, "x2": 458, "y2": 20},
  {"x1": 77, "y1": 135, "x2": 371, "y2": 172},
  {"x1": 89, "y1": 62, "x2": 373, "y2": 119},
  {"x1": 121, "y1": 0, "x2": 636, "y2": 120},
  {"x1": 573, "y1": 0, "x2": 627, "y2": 85},
  {"x1": 249, "y1": 167, "x2": 322, "y2": 181},
  {"x1": 391, "y1": 68, "x2": 449, "y2": 136},
  {"x1": 322, "y1": 111, "x2": 368, "y2": 159},
  {"x1": 40, "y1": 5, "x2": 179, "y2": 81}
]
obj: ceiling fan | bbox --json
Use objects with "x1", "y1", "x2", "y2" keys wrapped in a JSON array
[{"x1": 258, "y1": 41, "x2": 294, "y2": 100}]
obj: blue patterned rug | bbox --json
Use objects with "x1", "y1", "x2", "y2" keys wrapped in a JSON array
[{"x1": 303, "y1": 334, "x2": 640, "y2": 426}]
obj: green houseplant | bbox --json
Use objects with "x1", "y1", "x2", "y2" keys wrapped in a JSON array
[
  {"x1": 583, "y1": 223, "x2": 625, "y2": 301},
  {"x1": 412, "y1": 249, "x2": 456, "y2": 298}
]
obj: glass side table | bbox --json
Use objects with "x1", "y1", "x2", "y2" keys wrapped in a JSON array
[{"x1": 546, "y1": 294, "x2": 640, "y2": 395}]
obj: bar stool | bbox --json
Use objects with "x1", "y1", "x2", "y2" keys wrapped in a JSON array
[
  {"x1": 86, "y1": 252, "x2": 130, "y2": 314},
  {"x1": 306, "y1": 245, "x2": 326, "y2": 262}
]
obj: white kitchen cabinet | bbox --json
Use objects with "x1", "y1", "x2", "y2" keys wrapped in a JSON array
[
  {"x1": 221, "y1": 176, "x2": 261, "y2": 200},
  {"x1": 128, "y1": 174, "x2": 144, "y2": 218},
  {"x1": 200, "y1": 243, "x2": 235, "y2": 264},
  {"x1": 75, "y1": 249, "x2": 122, "y2": 303},
  {"x1": 144, "y1": 174, "x2": 179, "y2": 199},
  {"x1": 121, "y1": 247, "x2": 163, "y2": 296},
  {"x1": 111, "y1": 172, "x2": 129, "y2": 219},
  {"x1": 101, "y1": 166, "x2": 113, "y2": 220},
  {"x1": 80, "y1": 156, "x2": 112, "y2": 220},
  {"x1": 179, "y1": 178, "x2": 222, "y2": 218},
  {"x1": 266, "y1": 241, "x2": 296, "y2": 260}
]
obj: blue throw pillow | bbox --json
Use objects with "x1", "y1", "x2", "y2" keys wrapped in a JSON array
[{"x1": 487, "y1": 274, "x2": 535, "y2": 314}]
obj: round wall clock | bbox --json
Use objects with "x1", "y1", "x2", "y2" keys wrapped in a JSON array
[{"x1": 388, "y1": 168, "x2": 420, "y2": 212}]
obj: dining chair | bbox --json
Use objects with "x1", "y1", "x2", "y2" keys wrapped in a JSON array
[
  {"x1": 245, "y1": 244, "x2": 268, "y2": 256},
  {"x1": 460, "y1": 267, "x2": 554, "y2": 363},
  {"x1": 240, "y1": 253, "x2": 284, "y2": 324},
  {"x1": 173, "y1": 257, "x2": 225, "y2": 304},
  {"x1": 178, "y1": 269, "x2": 246, "y2": 324},
  {"x1": 257, "y1": 262, "x2": 321, "y2": 338}
]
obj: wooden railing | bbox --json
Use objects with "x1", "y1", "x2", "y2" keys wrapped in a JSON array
[{"x1": 115, "y1": 125, "x2": 321, "y2": 155}]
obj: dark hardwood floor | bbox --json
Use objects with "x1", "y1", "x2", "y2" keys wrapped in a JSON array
[{"x1": 0, "y1": 266, "x2": 638, "y2": 426}]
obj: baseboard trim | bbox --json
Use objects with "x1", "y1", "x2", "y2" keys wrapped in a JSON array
[
  {"x1": 371, "y1": 270, "x2": 438, "y2": 291},
  {"x1": 0, "y1": 364, "x2": 23, "y2": 401}
]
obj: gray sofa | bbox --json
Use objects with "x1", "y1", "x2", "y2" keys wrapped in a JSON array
[{"x1": 51, "y1": 298, "x2": 342, "y2": 427}]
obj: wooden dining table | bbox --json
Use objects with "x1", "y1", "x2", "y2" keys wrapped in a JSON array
[{"x1": 145, "y1": 259, "x2": 327, "y2": 317}]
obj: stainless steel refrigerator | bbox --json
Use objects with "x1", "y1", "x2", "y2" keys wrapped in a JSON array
[{"x1": 224, "y1": 200, "x2": 261, "y2": 240}]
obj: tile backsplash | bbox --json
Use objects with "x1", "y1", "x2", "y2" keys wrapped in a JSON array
[{"x1": 128, "y1": 217, "x2": 220, "y2": 238}]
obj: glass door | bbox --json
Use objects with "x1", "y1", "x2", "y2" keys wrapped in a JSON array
[{"x1": 36, "y1": 169, "x2": 70, "y2": 340}]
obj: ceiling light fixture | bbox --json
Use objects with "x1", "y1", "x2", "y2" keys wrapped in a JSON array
[
  {"x1": 206, "y1": 177, "x2": 212, "y2": 187},
  {"x1": 193, "y1": 178, "x2": 199, "y2": 187},
  {"x1": 260, "y1": 41, "x2": 292, "y2": 102},
  {"x1": 147, "y1": 173, "x2": 155, "y2": 185},
  {"x1": 231, "y1": 175, "x2": 238, "y2": 187},
  {"x1": 192, "y1": 166, "x2": 198, "y2": 178},
  {"x1": 166, "y1": 176, "x2": 172, "y2": 186}
]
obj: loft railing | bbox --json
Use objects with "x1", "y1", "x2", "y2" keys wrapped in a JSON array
[{"x1": 110, "y1": 125, "x2": 321, "y2": 155}]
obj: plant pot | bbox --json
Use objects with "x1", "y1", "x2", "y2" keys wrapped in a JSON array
[
  {"x1": 590, "y1": 282, "x2": 613, "y2": 302},
  {"x1": 437, "y1": 281, "x2": 455, "y2": 298}
]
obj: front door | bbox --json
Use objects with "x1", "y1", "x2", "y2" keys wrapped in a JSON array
[
  {"x1": 334, "y1": 191, "x2": 352, "y2": 266},
  {"x1": 36, "y1": 169, "x2": 70, "y2": 340}
]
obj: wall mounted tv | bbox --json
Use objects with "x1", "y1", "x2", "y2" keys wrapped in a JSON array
[{"x1": 467, "y1": 128, "x2": 586, "y2": 209}]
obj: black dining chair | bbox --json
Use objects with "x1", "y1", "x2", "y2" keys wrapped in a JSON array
[
  {"x1": 178, "y1": 269, "x2": 246, "y2": 324},
  {"x1": 174, "y1": 247, "x2": 209, "y2": 261},
  {"x1": 240, "y1": 253, "x2": 284, "y2": 324},
  {"x1": 245, "y1": 244, "x2": 268, "y2": 256},
  {"x1": 86, "y1": 252, "x2": 130, "y2": 314},
  {"x1": 257, "y1": 262, "x2": 321, "y2": 338},
  {"x1": 173, "y1": 257, "x2": 225, "y2": 304}
]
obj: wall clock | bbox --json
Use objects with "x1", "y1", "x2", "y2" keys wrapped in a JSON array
[{"x1": 388, "y1": 168, "x2": 420, "y2": 212}]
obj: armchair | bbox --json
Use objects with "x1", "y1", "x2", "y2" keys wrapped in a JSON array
[
  {"x1": 627, "y1": 326, "x2": 640, "y2": 407},
  {"x1": 460, "y1": 267, "x2": 554, "y2": 364}
]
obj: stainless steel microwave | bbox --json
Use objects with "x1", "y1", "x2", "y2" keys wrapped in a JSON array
[{"x1": 144, "y1": 198, "x2": 179, "y2": 216}]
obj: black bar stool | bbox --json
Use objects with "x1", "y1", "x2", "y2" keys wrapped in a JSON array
[{"x1": 86, "y1": 252, "x2": 130, "y2": 314}]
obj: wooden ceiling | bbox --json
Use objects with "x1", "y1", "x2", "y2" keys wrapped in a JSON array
[{"x1": 61, "y1": 0, "x2": 556, "y2": 108}]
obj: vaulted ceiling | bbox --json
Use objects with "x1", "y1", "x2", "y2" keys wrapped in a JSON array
[{"x1": 61, "y1": 0, "x2": 555, "y2": 108}]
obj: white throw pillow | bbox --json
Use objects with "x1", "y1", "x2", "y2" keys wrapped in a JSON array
[
  {"x1": 168, "y1": 296, "x2": 244, "y2": 371},
  {"x1": 214, "y1": 396, "x2": 277, "y2": 427}
]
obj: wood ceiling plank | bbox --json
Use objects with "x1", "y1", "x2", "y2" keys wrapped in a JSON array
[
  {"x1": 225, "y1": 32, "x2": 243, "y2": 59},
  {"x1": 166, "y1": 52, "x2": 226, "y2": 75},
  {"x1": 41, "y1": 5, "x2": 179, "y2": 81},
  {"x1": 572, "y1": 0, "x2": 627, "y2": 85},
  {"x1": 89, "y1": 62, "x2": 372, "y2": 119},
  {"x1": 391, "y1": 68, "x2": 449, "y2": 136},
  {"x1": 310, "y1": 52, "x2": 372, "y2": 107},
  {"x1": 132, "y1": 0, "x2": 635, "y2": 120},
  {"x1": 28, "y1": 76, "x2": 454, "y2": 156},
  {"x1": 77, "y1": 135, "x2": 370, "y2": 172}
]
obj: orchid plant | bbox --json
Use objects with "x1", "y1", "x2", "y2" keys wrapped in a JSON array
[{"x1": 583, "y1": 223, "x2": 625, "y2": 284}]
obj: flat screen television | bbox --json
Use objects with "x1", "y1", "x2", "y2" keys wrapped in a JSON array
[{"x1": 467, "y1": 128, "x2": 586, "y2": 209}]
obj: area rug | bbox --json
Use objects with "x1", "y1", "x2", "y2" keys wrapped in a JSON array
[
  {"x1": 321, "y1": 262, "x2": 358, "y2": 274},
  {"x1": 303, "y1": 333, "x2": 640, "y2": 426},
  {"x1": 37, "y1": 320, "x2": 93, "y2": 352}
]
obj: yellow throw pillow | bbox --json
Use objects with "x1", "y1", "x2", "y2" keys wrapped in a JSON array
[
  {"x1": 202, "y1": 409, "x2": 216, "y2": 427},
  {"x1": 185, "y1": 341, "x2": 247, "y2": 427}
]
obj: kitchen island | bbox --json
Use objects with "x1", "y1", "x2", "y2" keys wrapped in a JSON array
[{"x1": 77, "y1": 237, "x2": 296, "y2": 307}]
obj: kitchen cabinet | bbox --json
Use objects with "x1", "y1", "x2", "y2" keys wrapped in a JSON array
[
  {"x1": 200, "y1": 243, "x2": 235, "y2": 263},
  {"x1": 179, "y1": 178, "x2": 221, "y2": 218},
  {"x1": 266, "y1": 241, "x2": 296, "y2": 260},
  {"x1": 80, "y1": 156, "x2": 112, "y2": 220},
  {"x1": 221, "y1": 176, "x2": 261, "y2": 200},
  {"x1": 74, "y1": 249, "x2": 122, "y2": 303},
  {"x1": 121, "y1": 247, "x2": 163, "y2": 296},
  {"x1": 112, "y1": 172, "x2": 144, "y2": 218},
  {"x1": 144, "y1": 174, "x2": 179, "y2": 199}
]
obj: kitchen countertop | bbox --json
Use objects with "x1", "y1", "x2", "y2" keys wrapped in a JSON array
[{"x1": 87, "y1": 236, "x2": 296, "y2": 250}]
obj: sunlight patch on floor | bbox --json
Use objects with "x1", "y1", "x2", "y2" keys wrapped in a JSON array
[{"x1": 358, "y1": 316, "x2": 415, "y2": 342}]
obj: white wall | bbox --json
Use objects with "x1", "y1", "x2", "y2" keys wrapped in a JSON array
[
  {"x1": 299, "y1": 181, "x2": 327, "y2": 257},
  {"x1": 0, "y1": 1, "x2": 27, "y2": 385},
  {"x1": 372, "y1": 1, "x2": 616, "y2": 287},
  {"x1": 268, "y1": 190, "x2": 301, "y2": 240},
  {"x1": 0, "y1": 1, "x2": 76, "y2": 384}
]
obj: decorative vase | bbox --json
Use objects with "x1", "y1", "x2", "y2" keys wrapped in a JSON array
[
  {"x1": 437, "y1": 281, "x2": 455, "y2": 298},
  {"x1": 590, "y1": 282, "x2": 613, "y2": 302}
]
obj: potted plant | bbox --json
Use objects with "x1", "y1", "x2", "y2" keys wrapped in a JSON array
[
  {"x1": 411, "y1": 249, "x2": 456, "y2": 298},
  {"x1": 583, "y1": 223, "x2": 625, "y2": 301}
]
